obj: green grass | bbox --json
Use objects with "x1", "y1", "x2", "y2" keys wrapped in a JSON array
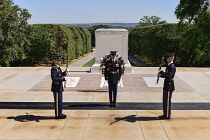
[{"x1": 82, "y1": 57, "x2": 95, "y2": 67}]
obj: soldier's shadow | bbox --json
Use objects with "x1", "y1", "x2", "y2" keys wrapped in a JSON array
[
  {"x1": 110, "y1": 115, "x2": 159, "y2": 125},
  {"x1": 7, "y1": 114, "x2": 55, "y2": 122}
]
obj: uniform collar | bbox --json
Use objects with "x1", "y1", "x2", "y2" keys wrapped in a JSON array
[
  {"x1": 54, "y1": 63, "x2": 59, "y2": 67},
  {"x1": 168, "y1": 62, "x2": 173, "y2": 66}
]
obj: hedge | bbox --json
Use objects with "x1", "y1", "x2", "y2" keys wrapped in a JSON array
[
  {"x1": 129, "y1": 23, "x2": 210, "y2": 66},
  {"x1": 25, "y1": 24, "x2": 91, "y2": 65}
]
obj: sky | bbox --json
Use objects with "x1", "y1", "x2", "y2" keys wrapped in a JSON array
[{"x1": 13, "y1": 0, "x2": 180, "y2": 24}]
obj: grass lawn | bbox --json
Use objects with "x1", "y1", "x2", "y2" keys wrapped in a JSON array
[{"x1": 82, "y1": 57, "x2": 95, "y2": 67}]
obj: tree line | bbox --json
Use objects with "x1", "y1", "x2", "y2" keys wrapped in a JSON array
[
  {"x1": 1, "y1": 0, "x2": 209, "y2": 67},
  {"x1": 129, "y1": 0, "x2": 210, "y2": 66},
  {"x1": 0, "y1": 0, "x2": 91, "y2": 66},
  {"x1": 129, "y1": 22, "x2": 209, "y2": 66},
  {"x1": 27, "y1": 24, "x2": 91, "y2": 66},
  {"x1": 0, "y1": 23, "x2": 91, "y2": 66}
]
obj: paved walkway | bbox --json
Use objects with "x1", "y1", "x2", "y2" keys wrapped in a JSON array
[
  {"x1": 0, "y1": 67, "x2": 210, "y2": 140},
  {"x1": 69, "y1": 53, "x2": 95, "y2": 67}
]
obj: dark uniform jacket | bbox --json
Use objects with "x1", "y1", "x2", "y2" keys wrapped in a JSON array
[
  {"x1": 51, "y1": 63, "x2": 67, "y2": 92},
  {"x1": 104, "y1": 59, "x2": 122, "y2": 84},
  {"x1": 160, "y1": 63, "x2": 176, "y2": 91}
]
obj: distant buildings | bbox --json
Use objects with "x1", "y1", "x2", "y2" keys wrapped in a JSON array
[{"x1": 64, "y1": 23, "x2": 139, "y2": 28}]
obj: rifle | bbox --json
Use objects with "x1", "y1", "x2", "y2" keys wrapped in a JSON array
[
  {"x1": 64, "y1": 57, "x2": 70, "y2": 88},
  {"x1": 156, "y1": 56, "x2": 164, "y2": 84}
]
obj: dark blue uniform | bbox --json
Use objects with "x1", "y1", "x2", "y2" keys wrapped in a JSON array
[
  {"x1": 160, "y1": 63, "x2": 176, "y2": 119},
  {"x1": 104, "y1": 59, "x2": 122, "y2": 107},
  {"x1": 51, "y1": 63, "x2": 67, "y2": 118}
]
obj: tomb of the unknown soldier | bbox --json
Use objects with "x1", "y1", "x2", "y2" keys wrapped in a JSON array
[
  {"x1": 91, "y1": 29, "x2": 133, "y2": 73},
  {"x1": 1, "y1": 0, "x2": 210, "y2": 139}
]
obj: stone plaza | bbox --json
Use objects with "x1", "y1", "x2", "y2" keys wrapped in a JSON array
[{"x1": 0, "y1": 66, "x2": 210, "y2": 140}]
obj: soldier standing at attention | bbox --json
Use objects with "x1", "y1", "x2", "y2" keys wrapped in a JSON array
[
  {"x1": 51, "y1": 55, "x2": 68, "y2": 119},
  {"x1": 104, "y1": 51, "x2": 122, "y2": 107},
  {"x1": 158, "y1": 53, "x2": 176, "y2": 119}
]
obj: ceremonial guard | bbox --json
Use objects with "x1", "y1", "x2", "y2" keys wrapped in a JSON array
[
  {"x1": 51, "y1": 55, "x2": 68, "y2": 119},
  {"x1": 104, "y1": 51, "x2": 122, "y2": 107},
  {"x1": 158, "y1": 53, "x2": 176, "y2": 119}
]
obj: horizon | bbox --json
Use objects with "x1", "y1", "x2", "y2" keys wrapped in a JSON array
[{"x1": 28, "y1": 22, "x2": 177, "y2": 25}]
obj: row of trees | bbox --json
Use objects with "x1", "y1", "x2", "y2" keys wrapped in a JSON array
[
  {"x1": 129, "y1": 0, "x2": 209, "y2": 66},
  {"x1": 27, "y1": 24, "x2": 91, "y2": 66},
  {"x1": 0, "y1": 23, "x2": 91, "y2": 66},
  {"x1": 129, "y1": 24, "x2": 181, "y2": 65},
  {"x1": 129, "y1": 22, "x2": 209, "y2": 66},
  {"x1": 0, "y1": 0, "x2": 91, "y2": 66}
]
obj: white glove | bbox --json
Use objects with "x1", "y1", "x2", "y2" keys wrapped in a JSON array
[
  {"x1": 64, "y1": 77, "x2": 68, "y2": 81},
  {"x1": 158, "y1": 69, "x2": 163, "y2": 73},
  {"x1": 66, "y1": 68, "x2": 69, "y2": 72}
]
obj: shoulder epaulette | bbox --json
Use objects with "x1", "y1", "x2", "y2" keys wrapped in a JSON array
[{"x1": 170, "y1": 63, "x2": 175, "y2": 67}]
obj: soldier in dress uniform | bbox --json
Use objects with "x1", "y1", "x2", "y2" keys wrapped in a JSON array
[
  {"x1": 51, "y1": 55, "x2": 68, "y2": 119},
  {"x1": 158, "y1": 53, "x2": 176, "y2": 119},
  {"x1": 104, "y1": 51, "x2": 122, "y2": 107}
]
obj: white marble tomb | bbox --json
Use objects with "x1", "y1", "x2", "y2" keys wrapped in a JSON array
[{"x1": 91, "y1": 29, "x2": 133, "y2": 73}]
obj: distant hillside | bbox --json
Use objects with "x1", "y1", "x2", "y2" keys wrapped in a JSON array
[{"x1": 63, "y1": 23, "x2": 139, "y2": 28}]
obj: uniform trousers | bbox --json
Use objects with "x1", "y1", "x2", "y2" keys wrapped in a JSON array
[
  {"x1": 108, "y1": 83, "x2": 118, "y2": 105},
  {"x1": 163, "y1": 90, "x2": 173, "y2": 119},
  {"x1": 53, "y1": 92, "x2": 63, "y2": 117}
]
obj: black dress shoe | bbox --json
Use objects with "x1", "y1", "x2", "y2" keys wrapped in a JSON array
[
  {"x1": 112, "y1": 104, "x2": 116, "y2": 107},
  {"x1": 159, "y1": 115, "x2": 170, "y2": 120},
  {"x1": 159, "y1": 115, "x2": 166, "y2": 119},
  {"x1": 56, "y1": 114, "x2": 67, "y2": 119},
  {"x1": 61, "y1": 114, "x2": 67, "y2": 117}
]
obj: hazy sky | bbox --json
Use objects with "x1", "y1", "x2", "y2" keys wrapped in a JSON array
[{"x1": 13, "y1": 0, "x2": 180, "y2": 24}]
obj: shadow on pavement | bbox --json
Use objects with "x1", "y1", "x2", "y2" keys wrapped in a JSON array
[
  {"x1": 110, "y1": 115, "x2": 159, "y2": 125},
  {"x1": 7, "y1": 114, "x2": 55, "y2": 122}
]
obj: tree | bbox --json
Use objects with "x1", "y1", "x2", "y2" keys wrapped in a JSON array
[
  {"x1": 0, "y1": 0, "x2": 31, "y2": 66},
  {"x1": 139, "y1": 16, "x2": 167, "y2": 26},
  {"x1": 175, "y1": 0, "x2": 209, "y2": 24},
  {"x1": 175, "y1": 0, "x2": 210, "y2": 66}
]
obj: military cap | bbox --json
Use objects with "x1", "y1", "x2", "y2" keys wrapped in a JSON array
[
  {"x1": 166, "y1": 53, "x2": 175, "y2": 58},
  {"x1": 52, "y1": 55, "x2": 62, "y2": 60},
  {"x1": 110, "y1": 51, "x2": 117, "y2": 56}
]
